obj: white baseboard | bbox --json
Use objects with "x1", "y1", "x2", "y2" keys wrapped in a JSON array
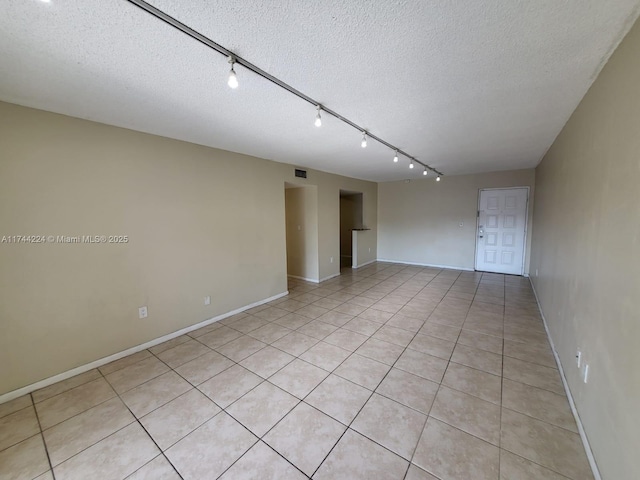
[
  {"x1": 0, "y1": 290, "x2": 289, "y2": 405},
  {"x1": 529, "y1": 278, "x2": 602, "y2": 480},
  {"x1": 287, "y1": 274, "x2": 319, "y2": 284},
  {"x1": 352, "y1": 259, "x2": 376, "y2": 269},
  {"x1": 376, "y1": 258, "x2": 474, "y2": 271},
  {"x1": 319, "y1": 272, "x2": 341, "y2": 282},
  {"x1": 288, "y1": 272, "x2": 342, "y2": 283}
]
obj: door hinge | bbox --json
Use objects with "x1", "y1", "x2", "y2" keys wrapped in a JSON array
[{"x1": 477, "y1": 210, "x2": 480, "y2": 218}]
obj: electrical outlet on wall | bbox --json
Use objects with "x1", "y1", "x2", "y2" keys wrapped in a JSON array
[
  {"x1": 330, "y1": 257, "x2": 334, "y2": 263},
  {"x1": 204, "y1": 296, "x2": 211, "y2": 306},
  {"x1": 138, "y1": 306, "x2": 148, "y2": 319}
]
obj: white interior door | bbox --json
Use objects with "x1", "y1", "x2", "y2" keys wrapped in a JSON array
[{"x1": 475, "y1": 188, "x2": 528, "y2": 275}]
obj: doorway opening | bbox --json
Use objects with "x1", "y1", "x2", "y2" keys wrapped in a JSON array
[
  {"x1": 340, "y1": 190, "x2": 363, "y2": 269},
  {"x1": 284, "y1": 183, "x2": 319, "y2": 282},
  {"x1": 475, "y1": 187, "x2": 529, "y2": 275}
]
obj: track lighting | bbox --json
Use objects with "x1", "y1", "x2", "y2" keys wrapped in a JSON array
[
  {"x1": 423, "y1": 167, "x2": 428, "y2": 176},
  {"x1": 436, "y1": 175, "x2": 441, "y2": 182},
  {"x1": 127, "y1": 2, "x2": 445, "y2": 179},
  {"x1": 227, "y1": 56, "x2": 238, "y2": 89}
]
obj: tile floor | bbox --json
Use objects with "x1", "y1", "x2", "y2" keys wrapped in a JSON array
[{"x1": 0, "y1": 263, "x2": 594, "y2": 480}]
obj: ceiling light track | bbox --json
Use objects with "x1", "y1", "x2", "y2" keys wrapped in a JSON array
[{"x1": 124, "y1": 0, "x2": 444, "y2": 177}]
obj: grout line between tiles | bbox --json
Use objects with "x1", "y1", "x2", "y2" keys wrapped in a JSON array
[
  {"x1": 407, "y1": 271, "x2": 480, "y2": 477},
  {"x1": 28, "y1": 392, "x2": 57, "y2": 480},
  {"x1": 207, "y1": 268, "x2": 411, "y2": 480},
  {"x1": 497, "y1": 275, "x2": 506, "y2": 480},
  {"x1": 31, "y1": 372, "x2": 104, "y2": 406},
  {"x1": 277, "y1": 265, "x2": 426, "y2": 475},
  {"x1": 312, "y1": 268, "x2": 465, "y2": 476},
  {"x1": 96, "y1": 365, "x2": 187, "y2": 480}
]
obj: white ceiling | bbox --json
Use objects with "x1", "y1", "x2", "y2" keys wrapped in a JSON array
[{"x1": 1, "y1": 1, "x2": 639, "y2": 181}]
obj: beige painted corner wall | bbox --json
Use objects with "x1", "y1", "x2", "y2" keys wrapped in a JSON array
[
  {"x1": 281, "y1": 176, "x2": 377, "y2": 281},
  {"x1": 285, "y1": 186, "x2": 319, "y2": 280},
  {"x1": 530, "y1": 18, "x2": 640, "y2": 480},
  {"x1": 353, "y1": 230, "x2": 376, "y2": 268},
  {"x1": 0, "y1": 101, "x2": 377, "y2": 395},
  {"x1": 314, "y1": 176, "x2": 377, "y2": 281},
  {"x1": 377, "y1": 170, "x2": 535, "y2": 272}
]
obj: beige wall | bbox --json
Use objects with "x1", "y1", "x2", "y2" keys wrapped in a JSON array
[
  {"x1": 285, "y1": 186, "x2": 319, "y2": 280},
  {"x1": 530, "y1": 19, "x2": 640, "y2": 480},
  {"x1": 314, "y1": 177, "x2": 377, "y2": 281},
  {"x1": 378, "y1": 170, "x2": 535, "y2": 272},
  {"x1": 353, "y1": 230, "x2": 376, "y2": 268},
  {"x1": 0, "y1": 101, "x2": 377, "y2": 395}
]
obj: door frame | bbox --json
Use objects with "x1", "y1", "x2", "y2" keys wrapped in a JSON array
[{"x1": 474, "y1": 186, "x2": 530, "y2": 276}]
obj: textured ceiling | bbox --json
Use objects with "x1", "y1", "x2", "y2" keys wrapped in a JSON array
[{"x1": 1, "y1": 0, "x2": 639, "y2": 181}]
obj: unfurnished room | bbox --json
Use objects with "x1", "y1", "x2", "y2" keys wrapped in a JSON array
[{"x1": 0, "y1": 1, "x2": 639, "y2": 479}]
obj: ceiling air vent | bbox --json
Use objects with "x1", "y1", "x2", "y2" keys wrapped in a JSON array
[{"x1": 294, "y1": 169, "x2": 307, "y2": 179}]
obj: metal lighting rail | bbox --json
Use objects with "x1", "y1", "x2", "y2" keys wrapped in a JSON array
[{"x1": 125, "y1": 0, "x2": 444, "y2": 177}]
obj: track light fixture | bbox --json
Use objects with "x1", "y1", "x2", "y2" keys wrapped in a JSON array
[
  {"x1": 227, "y1": 56, "x2": 238, "y2": 89},
  {"x1": 436, "y1": 175, "x2": 441, "y2": 182},
  {"x1": 423, "y1": 167, "x2": 428, "y2": 176},
  {"x1": 126, "y1": 0, "x2": 445, "y2": 178},
  {"x1": 409, "y1": 159, "x2": 414, "y2": 169}
]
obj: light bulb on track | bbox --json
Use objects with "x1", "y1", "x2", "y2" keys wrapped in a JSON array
[
  {"x1": 436, "y1": 175, "x2": 441, "y2": 182},
  {"x1": 315, "y1": 106, "x2": 322, "y2": 127},
  {"x1": 227, "y1": 56, "x2": 238, "y2": 89},
  {"x1": 409, "y1": 159, "x2": 414, "y2": 169},
  {"x1": 423, "y1": 167, "x2": 428, "y2": 176},
  {"x1": 393, "y1": 151, "x2": 398, "y2": 163},
  {"x1": 361, "y1": 132, "x2": 367, "y2": 148}
]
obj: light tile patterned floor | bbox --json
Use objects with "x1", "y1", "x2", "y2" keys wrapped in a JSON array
[{"x1": 0, "y1": 263, "x2": 594, "y2": 480}]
